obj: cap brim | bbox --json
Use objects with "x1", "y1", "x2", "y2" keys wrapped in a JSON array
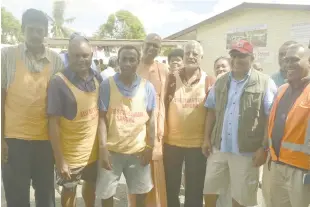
[{"x1": 229, "y1": 48, "x2": 251, "y2": 54}]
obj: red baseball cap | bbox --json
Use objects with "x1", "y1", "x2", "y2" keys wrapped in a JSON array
[{"x1": 229, "y1": 40, "x2": 253, "y2": 54}]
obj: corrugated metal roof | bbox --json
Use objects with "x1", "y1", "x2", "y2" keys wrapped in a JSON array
[{"x1": 164, "y1": 2, "x2": 310, "y2": 40}]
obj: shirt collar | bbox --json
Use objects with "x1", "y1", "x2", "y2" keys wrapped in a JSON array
[
  {"x1": 22, "y1": 43, "x2": 50, "y2": 62},
  {"x1": 114, "y1": 72, "x2": 140, "y2": 88},
  {"x1": 229, "y1": 69, "x2": 252, "y2": 82}
]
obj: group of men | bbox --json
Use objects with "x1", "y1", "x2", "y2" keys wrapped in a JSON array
[{"x1": 1, "y1": 8, "x2": 310, "y2": 207}]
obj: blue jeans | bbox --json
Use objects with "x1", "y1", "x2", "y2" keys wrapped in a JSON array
[{"x1": 2, "y1": 139, "x2": 55, "y2": 207}]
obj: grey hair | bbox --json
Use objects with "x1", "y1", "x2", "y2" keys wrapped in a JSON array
[{"x1": 184, "y1": 40, "x2": 203, "y2": 56}]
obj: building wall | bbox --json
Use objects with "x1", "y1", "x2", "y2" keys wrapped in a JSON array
[
  {"x1": 195, "y1": 8, "x2": 310, "y2": 76},
  {"x1": 170, "y1": 30, "x2": 197, "y2": 40}
]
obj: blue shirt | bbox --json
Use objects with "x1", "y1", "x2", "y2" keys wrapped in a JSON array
[
  {"x1": 60, "y1": 52, "x2": 98, "y2": 71},
  {"x1": 271, "y1": 71, "x2": 286, "y2": 87},
  {"x1": 205, "y1": 71, "x2": 277, "y2": 156},
  {"x1": 99, "y1": 73, "x2": 156, "y2": 112}
]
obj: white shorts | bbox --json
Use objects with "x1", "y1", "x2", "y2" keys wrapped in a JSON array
[
  {"x1": 203, "y1": 149, "x2": 259, "y2": 206},
  {"x1": 96, "y1": 152, "x2": 153, "y2": 199},
  {"x1": 270, "y1": 162, "x2": 310, "y2": 207}
]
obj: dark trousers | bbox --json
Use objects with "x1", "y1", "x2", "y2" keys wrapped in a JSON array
[
  {"x1": 164, "y1": 143, "x2": 206, "y2": 207},
  {"x1": 2, "y1": 139, "x2": 55, "y2": 207}
]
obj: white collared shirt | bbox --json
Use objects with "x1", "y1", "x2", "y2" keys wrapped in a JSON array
[{"x1": 101, "y1": 67, "x2": 116, "y2": 80}]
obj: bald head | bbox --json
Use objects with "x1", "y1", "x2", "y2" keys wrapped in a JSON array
[
  {"x1": 68, "y1": 36, "x2": 91, "y2": 52},
  {"x1": 142, "y1": 33, "x2": 162, "y2": 61},
  {"x1": 285, "y1": 44, "x2": 310, "y2": 83},
  {"x1": 145, "y1": 33, "x2": 162, "y2": 42},
  {"x1": 68, "y1": 36, "x2": 93, "y2": 73}
]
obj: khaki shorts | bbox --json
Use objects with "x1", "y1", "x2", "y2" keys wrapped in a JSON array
[
  {"x1": 96, "y1": 152, "x2": 153, "y2": 199},
  {"x1": 203, "y1": 149, "x2": 259, "y2": 206},
  {"x1": 270, "y1": 162, "x2": 310, "y2": 207},
  {"x1": 261, "y1": 160, "x2": 272, "y2": 207}
]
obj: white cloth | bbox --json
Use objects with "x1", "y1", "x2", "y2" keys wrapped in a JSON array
[{"x1": 101, "y1": 67, "x2": 116, "y2": 80}]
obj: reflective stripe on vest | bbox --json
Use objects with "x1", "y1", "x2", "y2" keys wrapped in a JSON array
[{"x1": 269, "y1": 120, "x2": 310, "y2": 155}]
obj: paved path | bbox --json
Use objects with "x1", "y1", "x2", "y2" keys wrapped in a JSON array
[{"x1": 2, "y1": 174, "x2": 265, "y2": 207}]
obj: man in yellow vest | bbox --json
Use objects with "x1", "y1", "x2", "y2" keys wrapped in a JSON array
[
  {"x1": 267, "y1": 44, "x2": 310, "y2": 207},
  {"x1": 47, "y1": 36, "x2": 102, "y2": 207},
  {"x1": 96, "y1": 45, "x2": 156, "y2": 207},
  {"x1": 164, "y1": 40, "x2": 215, "y2": 207},
  {"x1": 1, "y1": 9, "x2": 64, "y2": 207}
]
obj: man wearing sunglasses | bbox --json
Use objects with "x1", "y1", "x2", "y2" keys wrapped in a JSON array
[{"x1": 202, "y1": 40, "x2": 277, "y2": 207}]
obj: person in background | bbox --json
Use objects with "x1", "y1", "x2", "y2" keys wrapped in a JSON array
[
  {"x1": 202, "y1": 40, "x2": 277, "y2": 207},
  {"x1": 48, "y1": 36, "x2": 102, "y2": 207},
  {"x1": 213, "y1": 56, "x2": 232, "y2": 207},
  {"x1": 94, "y1": 59, "x2": 99, "y2": 68},
  {"x1": 99, "y1": 59, "x2": 105, "y2": 71},
  {"x1": 1, "y1": 8, "x2": 64, "y2": 207},
  {"x1": 253, "y1": 62, "x2": 263, "y2": 72},
  {"x1": 96, "y1": 45, "x2": 156, "y2": 207},
  {"x1": 101, "y1": 56, "x2": 118, "y2": 80},
  {"x1": 164, "y1": 40, "x2": 215, "y2": 207},
  {"x1": 136, "y1": 33, "x2": 169, "y2": 207},
  {"x1": 167, "y1": 48, "x2": 184, "y2": 73},
  {"x1": 167, "y1": 47, "x2": 185, "y2": 189},
  {"x1": 213, "y1": 56, "x2": 231, "y2": 77},
  {"x1": 268, "y1": 44, "x2": 310, "y2": 207},
  {"x1": 59, "y1": 33, "x2": 98, "y2": 72},
  {"x1": 271, "y1": 41, "x2": 297, "y2": 87}
]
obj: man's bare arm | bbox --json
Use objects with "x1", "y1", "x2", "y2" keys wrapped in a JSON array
[
  {"x1": 203, "y1": 109, "x2": 216, "y2": 143},
  {"x1": 98, "y1": 111, "x2": 108, "y2": 148},
  {"x1": 48, "y1": 116, "x2": 63, "y2": 162},
  {"x1": 147, "y1": 110, "x2": 156, "y2": 148},
  {"x1": 262, "y1": 118, "x2": 269, "y2": 148}
]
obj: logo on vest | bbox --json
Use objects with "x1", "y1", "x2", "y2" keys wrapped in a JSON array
[
  {"x1": 80, "y1": 106, "x2": 98, "y2": 119},
  {"x1": 112, "y1": 109, "x2": 144, "y2": 124},
  {"x1": 174, "y1": 97, "x2": 204, "y2": 108}
]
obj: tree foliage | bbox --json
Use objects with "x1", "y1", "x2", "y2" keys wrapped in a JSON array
[
  {"x1": 161, "y1": 47, "x2": 174, "y2": 56},
  {"x1": 96, "y1": 10, "x2": 146, "y2": 39},
  {"x1": 1, "y1": 7, "x2": 23, "y2": 44},
  {"x1": 48, "y1": 0, "x2": 75, "y2": 38}
]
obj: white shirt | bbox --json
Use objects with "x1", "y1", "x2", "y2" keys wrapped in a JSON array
[{"x1": 100, "y1": 67, "x2": 116, "y2": 80}]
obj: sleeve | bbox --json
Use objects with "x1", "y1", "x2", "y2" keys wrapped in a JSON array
[
  {"x1": 263, "y1": 78, "x2": 278, "y2": 116},
  {"x1": 145, "y1": 81, "x2": 156, "y2": 111},
  {"x1": 1, "y1": 48, "x2": 8, "y2": 89},
  {"x1": 47, "y1": 76, "x2": 64, "y2": 116},
  {"x1": 98, "y1": 79, "x2": 111, "y2": 112},
  {"x1": 205, "y1": 76, "x2": 216, "y2": 95},
  {"x1": 204, "y1": 86, "x2": 216, "y2": 109}
]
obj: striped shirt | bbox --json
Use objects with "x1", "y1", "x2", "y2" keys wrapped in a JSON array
[{"x1": 1, "y1": 43, "x2": 65, "y2": 89}]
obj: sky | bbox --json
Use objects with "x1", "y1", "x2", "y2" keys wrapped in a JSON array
[{"x1": 2, "y1": 0, "x2": 310, "y2": 38}]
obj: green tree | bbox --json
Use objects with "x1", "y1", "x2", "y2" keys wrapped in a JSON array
[
  {"x1": 1, "y1": 7, "x2": 22, "y2": 44},
  {"x1": 97, "y1": 10, "x2": 146, "y2": 39},
  {"x1": 161, "y1": 47, "x2": 174, "y2": 56},
  {"x1": 48, "y1": 0, "x2": 75, "y2": 38}
]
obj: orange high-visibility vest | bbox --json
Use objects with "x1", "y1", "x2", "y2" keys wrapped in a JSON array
[{"x1": 268, "y1": 83, "x2": 310, "y2": 170}]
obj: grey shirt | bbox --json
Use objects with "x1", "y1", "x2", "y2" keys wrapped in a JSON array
[
  {"x1": 47, "y1": 68, "x2": 103, "y2": 120},
  {"x1": 272, "y1": 78, "x2": 310, "y2": 158}
]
